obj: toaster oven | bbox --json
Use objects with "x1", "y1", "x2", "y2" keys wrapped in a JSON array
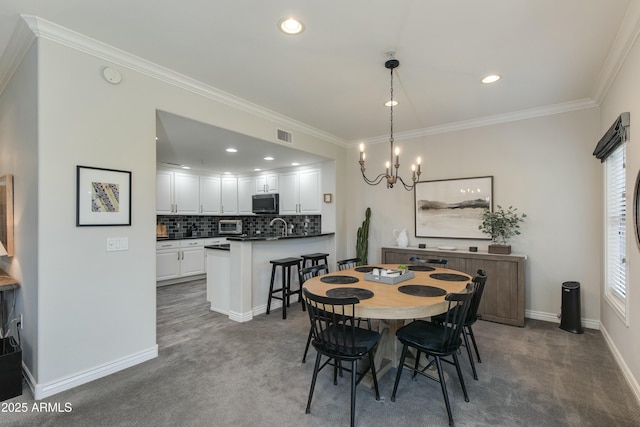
[{"x1": 218, "y1": 219, "x2": 243, "y2": 234}]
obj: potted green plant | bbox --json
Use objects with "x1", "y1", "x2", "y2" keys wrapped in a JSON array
[{"x1": 479, "y1": 205, "x2": 526, "y2": 254}]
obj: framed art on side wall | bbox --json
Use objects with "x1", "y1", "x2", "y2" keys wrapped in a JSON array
[
  {"x1": 76, "y1": 166, "x2": 131, "y2": 226},
  {"x1": 414, "y1": 176, "x2": 493, "y2": 239}
]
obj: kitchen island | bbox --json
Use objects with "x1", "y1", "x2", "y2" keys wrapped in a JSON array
[{"x1": 205, "y1": 232, "x2": 335, "y2": 322}]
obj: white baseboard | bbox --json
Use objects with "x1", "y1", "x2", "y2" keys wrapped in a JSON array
[
  {"x1": 601, "y1": 325, "x2": 640, "y2": 406},
  {"x1": 26, "y1": 346, "x2": 158, "y2": 400},
  {"x1": 525, "y1": 309, "x2": 600, "y2": 330},
  {"x1": 228, "y1": 310, "x2": 253, "y2": 323}
]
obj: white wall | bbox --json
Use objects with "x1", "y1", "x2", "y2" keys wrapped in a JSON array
[
  {"x1": 345, "y1": 108, "x2": 603, "y2": 324},
  {"x1": 599, "y1": 30, "x2": 640, "y2": 396},
  {"x1": 0, "y1": 42, "x2": 39, "y2": 378},
  {"x1": 1, "y1": 21, "x2": 347, "y2": 397}
]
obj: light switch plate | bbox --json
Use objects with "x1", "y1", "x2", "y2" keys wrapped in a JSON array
[{"x1": 107, "y1": 237, "x2": 129, "y2": 252}]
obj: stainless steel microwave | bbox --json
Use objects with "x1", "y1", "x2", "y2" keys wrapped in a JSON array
[{"x1": 252, "y1": 193, "x2": 279, "y2": 214}]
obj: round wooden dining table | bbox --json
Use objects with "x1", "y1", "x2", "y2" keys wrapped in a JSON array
[{"x1": 303, "y1": 264, "x2": 472, "y2": 381}]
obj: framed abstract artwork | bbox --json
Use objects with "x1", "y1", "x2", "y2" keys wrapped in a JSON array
[
  {"x1": 635, "y1": 169, "x2": 640, "y2": 249},
  {"x1": 76, "y1": 166, "x2": 131, "y2": 226},
  {"x1": 0, "y1": 174, "x2": 14, "y2": 256},
  {"x1": 414, "y1": 176, "x2": 493, "y2": 239}
]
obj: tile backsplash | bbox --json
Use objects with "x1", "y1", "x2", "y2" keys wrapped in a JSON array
[{"x1": 157, "y1": 214, "x2": 321, "y2": 239}]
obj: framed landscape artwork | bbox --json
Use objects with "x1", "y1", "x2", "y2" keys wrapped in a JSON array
[
  {"x1": 414, "y1": 176, "x2": 493, "y2": 239},
  {"x1": 76, "y1": 166, "x2": 131, "y2": 226}
]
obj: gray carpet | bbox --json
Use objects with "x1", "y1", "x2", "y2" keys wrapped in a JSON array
[{"x1": 2, "y1": 279, "x2": 640, "y2": 426}]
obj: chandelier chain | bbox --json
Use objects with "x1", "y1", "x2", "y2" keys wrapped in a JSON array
[{"x1": 389, "y1": 65, "x2": 394, "y2": 144}]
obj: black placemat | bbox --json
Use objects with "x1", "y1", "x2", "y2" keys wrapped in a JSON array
[
  {"x1": 429, "y1": 273, "x2": 469, "y2": 281},
  {"x1": 408, "y1": 265, "x2": 436, "y2": 272},
  {"x1": 398, "y1": 284, "x2": 447, "y2": 297},
  {"x1": 320, "y1": 275, "x2": 359, "y2": 284},
  {"x1": 354, "y1": 266, "x2": 384, "y2": 273},
  {"x1": 326, "y1": 287, "x2": 374, "y2": 300}
]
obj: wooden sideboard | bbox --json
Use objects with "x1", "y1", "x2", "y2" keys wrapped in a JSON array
[{"x1": 381, "y1": 247, "x2": 526, "y2": 327}]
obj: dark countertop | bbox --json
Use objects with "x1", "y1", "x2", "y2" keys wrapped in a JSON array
[
  {"x1": 159, "y1": 232, "x2": 334, "y2": 242},
  {"x1": 226, "y1": 232, "x2": 335, "y2": 242},
  {"x1": 205, "y1": 244, "x2": 231, "y2": 251},
  {"x1": 157, "y1": 233, "x2": 232, "y2": 241}
]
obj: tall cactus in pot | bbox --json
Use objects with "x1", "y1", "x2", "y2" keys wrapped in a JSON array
[{"x1": 356, "y1": 207, "x2": 371, "y2": 265}]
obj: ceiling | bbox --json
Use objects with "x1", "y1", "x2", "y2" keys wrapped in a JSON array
[
  {"x1": 156, "y1": 111, "x2": 329, "y2": 174},
  {"x1": 0, "y1": 0, "x2": 636, "y2": 172}
]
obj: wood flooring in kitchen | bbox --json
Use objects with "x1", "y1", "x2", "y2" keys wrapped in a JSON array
[{"x1": 156, "y1": 278, "x2": 236, "y2": 349}]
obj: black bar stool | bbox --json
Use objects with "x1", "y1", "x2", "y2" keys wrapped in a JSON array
[
  {"x1": 267, "y1": 257, "x2": 303, "y2": 319},
  {"x1": 301, "y1": 253, "x2": 330, "y2": 269}
]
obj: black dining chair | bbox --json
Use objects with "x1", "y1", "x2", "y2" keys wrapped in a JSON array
[
  {"x1": 391, "y1": 286, "x2": 473, "y2": 427},
  {"x1": 302, "y1": 288, "x2": 381, "y2": 427},
  {"x1": 409, "y1": 256, "x2": 448, "y2": 268},
  {"x1": 337, "y1": 257, "x2": 374, "y2": 331},
  {"x1": 431, "y1": 270, "x2": 488, "y2": 380},
  {"x1": 337, "y1": 257, "x2": 361, "y2": 271},
  {"x1": 299, "y1": 264, "x2": 329, "y2": 363}
]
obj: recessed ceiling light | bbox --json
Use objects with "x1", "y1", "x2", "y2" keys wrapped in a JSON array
[
  {"x1": 155, "y1": 136, "x2": 158, "y2": 141},
  {"x1": 223, "y1": 171, "x2": 231, "y2": 175},
  {"x1": 481, "y1": 74, "x2": 501, "y2": 84},
  {"x1": 181, "y1": 165, "x2": 191, "y2": 170},
  {"x1": 254, "y1": 168, "x2": 262, "y2": 172},
  {"x1": 264, "y1": 156, "x2": 274, "y2": 161},
  {"x1": 225, "y1": 148, "x2": 238, "y2": 153},
  {"x1": 384, "y1": 100, "x2": 398, "y2": 107},
  {"x1": 278, "y1": 17, "x2": 305, "y2": 35},
  {"x1": 291, "y1": 162, "x2": 300, "y2": 166}
]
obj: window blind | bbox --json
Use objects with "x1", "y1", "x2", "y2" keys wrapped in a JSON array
[
  {"x1": 605, "y1": 143, "x2": 626, "y2": 301},
  {"x1": 594, "y1": 112, "x2": 630, "y2": 162}
]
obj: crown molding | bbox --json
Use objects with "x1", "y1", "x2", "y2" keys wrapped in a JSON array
[
  {"x1": 18, "y1": 15, "x2": 347, "y2": 148},
  {"x1": 0, "y1": 17, "x2": 37, "y2": 95},
  {"x1": 591, "y1": 1, "x2": 640, "y2": 104},
  {"x1": 353, "y1": 98, "x2": 599, "y2": 146}
]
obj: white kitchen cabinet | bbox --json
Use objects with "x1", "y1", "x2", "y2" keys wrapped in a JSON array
[
  {"x1": 157, "y1": 171, "x2": 203, "y2": 215},
  {"x1": 279, "y1": 168, "x2": 321, "y2": 214},
  {"x1": 174, "y1": 173, "x2": 200, "y2": 214},
  {"x1": 156, "y1": 239, "x2": 205, "y2": 282},
  {"x1": 180, "y1": 239, "x2": 205, "y2": 276},
  {"x1": 200, "y1": 175, "x2": 221, "y2": 215},
  {"x1": 221, "y1": 177, "x2": 238, "y2": 214},
  {"x1": 156, "y1": 171, "x2": 174, "y2": 214},
  {"x1": 237, "y1": 177, "x2": 254, "y2": 214},
  {"x1": 298, "y1": 169, "x2": 321, "y2": 214},
  {"x1": 255, "y1": 173, "x2": 278, "y2": 193},
  {"x1": 156, "y1": 240, "x2": 181, "y2": 281}
]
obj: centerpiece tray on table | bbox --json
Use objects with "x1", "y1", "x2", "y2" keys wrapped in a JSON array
[{"x1": 364, "y1": 269, "x2": 415, "y2": 285}]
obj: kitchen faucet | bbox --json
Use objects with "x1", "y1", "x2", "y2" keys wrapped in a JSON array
[{"x1": 269, "y1": 217, "x2": 288, "y2": 237}]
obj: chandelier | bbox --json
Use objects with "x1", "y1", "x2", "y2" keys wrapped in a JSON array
[{"x1": 359, "y1": 56, "x2": 422, "y2": 191}]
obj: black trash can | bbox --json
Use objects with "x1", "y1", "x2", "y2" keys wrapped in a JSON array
[
  {"x1": 560, "y1": 281, "x2": 584, "y2": 334},
  {"x1": 0, "y1": 336, "x2": 22, "y2": 401}
]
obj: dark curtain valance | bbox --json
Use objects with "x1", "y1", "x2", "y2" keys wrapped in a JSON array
[{"x1": 593, "y1": 112, "x2": 630, "y2": 162}]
